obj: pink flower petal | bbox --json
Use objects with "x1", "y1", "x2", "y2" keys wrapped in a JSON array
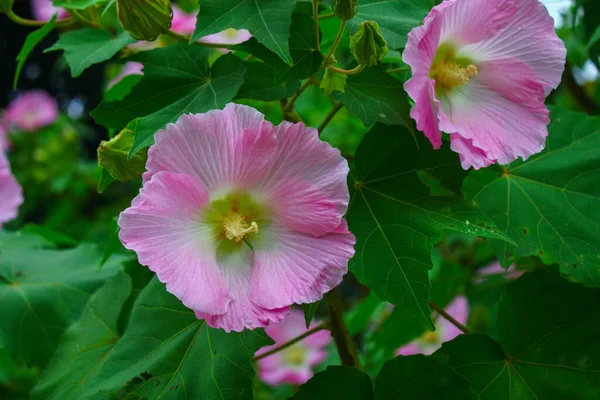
[
  {"x1": 31, "y1": 0, "x2": 68, "y2": 21},
  {"x1": 107, "y1": 62, "x2": 144, "y2": 89},
  {"x1": 0, "y1": 123, "x2": 9, "y2": 151},
  {"x1": 439, "y1": 295, "x2": 468, "y2": 342},
  {"x1": 5, "y1": 90, "x2": 59, "y2": 132},
  {"x1": 118, "y1": 171, "x2": 232, "y2": 315},
  {"x1": 171, "y1": 4, "x2": 197, "y2": 36},
  {"x1": 250, "y1": 221, "x2": 355, "y2": 309},
  {"x1": 0, "y1": 152, "x2": 23, "y2": 227},
  {"x1": 396, "y1": 342, "x2": 421, "y2": 356}
]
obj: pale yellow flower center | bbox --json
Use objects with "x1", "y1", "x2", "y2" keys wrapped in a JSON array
[
  {"x1": 433, "y1": 61, "x2": 478, "y2": 89},
  {"x1": 222, "y1": 212, "x2": 258, "y2": 242},
  {"x1": 285, "y1": 347, "x2": 306, "y2": 366},
  {"x1": 421, "y1": 330, "x2": 439, "y2": 345}
]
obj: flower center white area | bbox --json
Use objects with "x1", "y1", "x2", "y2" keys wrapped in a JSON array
[
  {"x1": 222, "y1": 212, "x2": 258, "y2": 242},
  {"x1": 284, "y1": 346, "x2": 306, "y2": 366},
  {"x1": 433, "y1": 61, "x2": 478, "y2": 89}
]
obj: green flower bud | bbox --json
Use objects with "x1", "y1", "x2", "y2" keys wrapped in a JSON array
[
  {"x1": 117, "y1": 0, "x2": 172, "y2": 41},
  {"x1": 0, "y1": 0, "x2": 14, "y2": 13},
  {"x1": 350, "y1": 21, "x2": 388, "y2": 67},
  {"x1": 98, "y1": 129, "x2": 148, "y2": 182},
  {"x1": 331, "y1": 0, "x2": 358, "y2": 21}
]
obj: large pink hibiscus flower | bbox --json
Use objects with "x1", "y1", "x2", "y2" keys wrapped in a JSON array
[
  {"x1": 403, "y1": 0, "x2": 566, "y2": 169},
  {"x1": 118, "y1": 103, "x2": 355, "y2": 332}
]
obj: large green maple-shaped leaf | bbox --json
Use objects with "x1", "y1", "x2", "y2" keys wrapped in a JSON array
[
  {"x1": 53, "y1": 278, "x2": 272, "y2": 400},
  {"x1": 375, "y1": 355, "x2": 477, "y2": 399},
  {"x1": 0, "y1": 231, "x2": 124, "y2": 368},
  {"x1": 291, "y1": 366, "x2": 373, "y2": 400},
  {"x1": 92, "y1": 45, "x2": 246, "y2": 155},
  {"x1": 347, "y1": 124, "x2": 513, "y2": 331},
  {"x1": 335, "y1": 64, "x2": 411, "y2": 127},
  {"x1": 32, "y1": 272, "x2": 132, "y2": 400},
  {"x1": 46, "y1": 29, "x2": 135, "y2": 77},
  {"x1": 347, "y1": 0, "x2": 434, "y2": 49},
  {"x1": 191, "y1": 0, "x2": 296, "y2": 65},
  {"x1": 436, "y1": 267, "x2": 600, "y2": 399},
  {"x1": 463, "y1": 107, "x2": 600, "y2": 286}
]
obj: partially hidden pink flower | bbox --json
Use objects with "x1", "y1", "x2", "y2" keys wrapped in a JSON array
[
  {"x1": 171, "y1": 4, "x2": 197, "y2": 36},
  {"x1": 475, "y1": 260, "x2": 523, "y2": 283},
  {"x1": 107, "y1": 62, "x2": 144, "y2": 89},
  {"x1": 0, "y1": 151, "x2": 23, "y2": 228},
  {"x1": 201, "y1": 28, "x2": 252, "y2": 52},
  {"x1": 5, "y1": 90, "x2": 59, "y2": 133},
  {"x1": 255, "y1": 309, "x2": 331, "y2": 386},
  {"x1": 396, "y1": 296, "x2": 468, "y2": 356},
  {"x1": 0, "y1": 123, "x2": 9, "y2": 151},
  {"x1": 118, "y1": 103, "x2": 355, "y2": 332},
  {"x1": 403, "y1": 0, "x2": 566, "y2": 169},
  {"x1": 31, "y1": 0, "x2": 68, "y2": 21}
]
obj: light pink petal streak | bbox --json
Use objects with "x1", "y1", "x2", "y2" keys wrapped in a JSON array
[
  {"x1": 250, "y1": 221, "x2": 355, "y2": 309},
  {"x1": 0, "y1": 152, "x2": 23, "y2": 227},
  {"x1": 118, "y1": 171, "x2": 232, "y2": 315},
  {"x1": 31, "y1": 0, "x2": 68, "y2": 21}
]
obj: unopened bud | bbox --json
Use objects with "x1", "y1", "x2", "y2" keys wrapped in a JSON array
[
  {"x1": 117, "y1": 0, "x2": 172, "y2": 41},
  {"x1": 98, "y1": 129, "x2": 148, "y2": 182},
  {"x1": 331, "y1": 0, "x2": 358, "y2": 21},
  {"x1": 350, "y1": 21, "x2": 388, "y2": 67}
]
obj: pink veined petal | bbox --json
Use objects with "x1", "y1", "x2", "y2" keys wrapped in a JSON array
[
  {"x1": 118, "y1": 171, "x2": 232, "y2": 315},
  {"x1": 250, "y1": 220, "x2": 355, "y2": 309},
  {"x1": 438, "y1": 295, "x2": 469, "y2": 343},
  {"x1": 449, "y1": 134, "x2": 495, "y2": 170},
  {"x1": 458, "y1": 0, "x2": 566, "y2": 94},
  {"x1": 144, "y1": 103, "x2": 275, "y2": 192},
  {"x1": 195, "y1": 244, "x2": 289, "y2": 332},
  {"x1": 405, "y1": 77, "x2": 443, "y2": 149},
  {"x1": 5, "y1": 90, "x2": 59, "y2": 132},
  {"x1": 258, "y1": 121, "x2": 350, "y2": 237},
  {"x1": 437, "y1": 0, "x2": 518, "y2": 45},
  {"x1": 0, "y1": 152, "x2": 23, "y2": 227},
  {"x1": 439, "y1": 58, "x2": 550, "y2": 167}
]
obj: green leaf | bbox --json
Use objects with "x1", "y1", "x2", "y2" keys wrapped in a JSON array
[
  {"x1": 103, "y1": 73, "x2": 142, "y2": 102},
  {"x1": 22, "y1": 224, "x2": 77, "y2": 247},
  {"x1": 347, "y1": 124, "x2": 513, "y2": 331},
  {"x1": 0, "y1": 0, "x2": 13, "y2": 13},
  {"x1": 236, "y1": 61, "x2": 300, "y2": 101},
  {"x1": 53, "y1": 0, "x2": 108, "y2": 9},
  {"x1": 46, "y1": 29, "x2": 135, "y2": 77},
  {"x1": 91, "y1": 45, "x2": 246, "y2": 155},
  {"x1": 0, "y1": 231, "x2": 124, "y2": 368},
  {"x1": 291, "y1": 366, "x2": 373, "y2": 400},
  {"x1": 14, "y1": 16, "x2": 56, "y2": 89},
  {"x1": 320, "y1": 68, "x2": 347, "y2": 95},
  {"x1": 587, "y1": 26, "x2": 600, "y2": 49},
  {"x1": 97, "y1": 167, "x2": 115, "y2": 193},
  {"x1": 192, "y1": 0, "x2": 296, "y2": 65},
  {"x1": 233, "y1": 12, "x2": 323, "y2": 84},
  {"x1": 437, "y1": 267, "x2": 600, "y2": 399},
  {"x1": 32, "y1": 272, "x2": 132, "y2": 400},
  {"x1": 336, "y1": 64, "x2": 411, "y2": 127},
  {"x1": 375, "y1": 355, "x2": 477, "y2": 399},
  {"x1": 302, "y1": 301, "x2": 321, "y2": 328},
  {"x1": 463, "y1": 107, "x2": 600, "y2": 286},
  {"x1": 348, "y1": 0, "x2": 433, "y2": 49},
  {"x1": 61, "y1": 278, "x2": 272, "y2": 399}
]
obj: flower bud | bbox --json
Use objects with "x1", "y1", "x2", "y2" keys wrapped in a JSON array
[
  {"x1": 117, "y1": 0, "x2": 172, "y2": 41},
  {"x1": 350, "y1": 21, "x2": 388, "y2": 67},
  {"x1": 98, "y1": 129, "x2": 148, "y2": 182},
  {"x1": 0, "y1": 0, "x2": 14, "y2": 13},
  {"x1": 331, "y1": 0, "x2": 357, "y2": 21}
]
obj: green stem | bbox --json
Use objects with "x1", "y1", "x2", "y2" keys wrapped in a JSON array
[
  {"x1": 319, "y1": 12, "x2": 335, "y2": 19},
  {"x1": 387, "y1": 66, "x2": 411, "y2": 74},
  {"x1": 325, "y1": 291, "x2": 361, "y2": 368},
  {"x1": 429, "y1": 301, "x2": 470, "y2": 334},
  {"x1": 325, "y1": 20, "x2": 347, "y2": 61},
  {"x1": 327, "y1": 64, "x2": 364, "y2": 75},
  {"x1": 312, "y1": 0, "x2": 321, "y2": 52},
  {"x1": 318, "y1": 103, "x2": 343, "y2": 134},
  {"x1": 252, "y1": 322, "x2": 329, "y2": 361},
  {"x1": 7, "y1": 10, "x2": 71, "y2": 27}
]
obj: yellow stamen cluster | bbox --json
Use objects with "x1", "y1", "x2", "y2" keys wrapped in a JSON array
[
  {"x1": 421, "y1": 330, "x2": 439, "y2": 345},
  {"x1": 285, "y1": 347, "x2": 306, "y2": 366},
  {"x1": 434, "y1": 61, "x2": 478, "y2": 89},
  {"x1": 222, "y1": 212, "x2": 258, "y2": 242}
]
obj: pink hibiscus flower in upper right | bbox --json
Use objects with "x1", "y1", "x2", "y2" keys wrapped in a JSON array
[
  {"x1": 403, "y1": 0, "x2": 566, "y2": 169},
  {"x1": 0, "y1": 151, "x2": 23, "y2": 228}
]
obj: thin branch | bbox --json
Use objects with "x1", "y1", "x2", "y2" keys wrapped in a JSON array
[
  {"x1": 327, "y1": 64, "x2": 364, "y2": 75},
  {"x1": 312, "y1": 0, "x2": 321, "y2": 52},
  {"x1": 7, "y1": 10, "x2": 71, "y2": 27},
  {"x1": 318, "y1": 103, "x2": 343, "y2": 134},
  {"x1": 319, "y1": 12, "x2": 335, "y2": 20},
  {"x1": 325, "y1": 20, "x2": 347, "y2": 61},
  {"x1": 252, "y1": 322, "x2": 329, "y2": 361},
  {"x1": 325, "y1": 291, "x2": 362, "y2": 368},
  {"x1": 387, "y1": 66, "x2": 411, "y2": 74},
  {"x1": 429, "y1": 301, "x2": 470, "y2": 334},
  {"x1": 286, "y1": 76, "x2": 315, "y2": 111}
]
